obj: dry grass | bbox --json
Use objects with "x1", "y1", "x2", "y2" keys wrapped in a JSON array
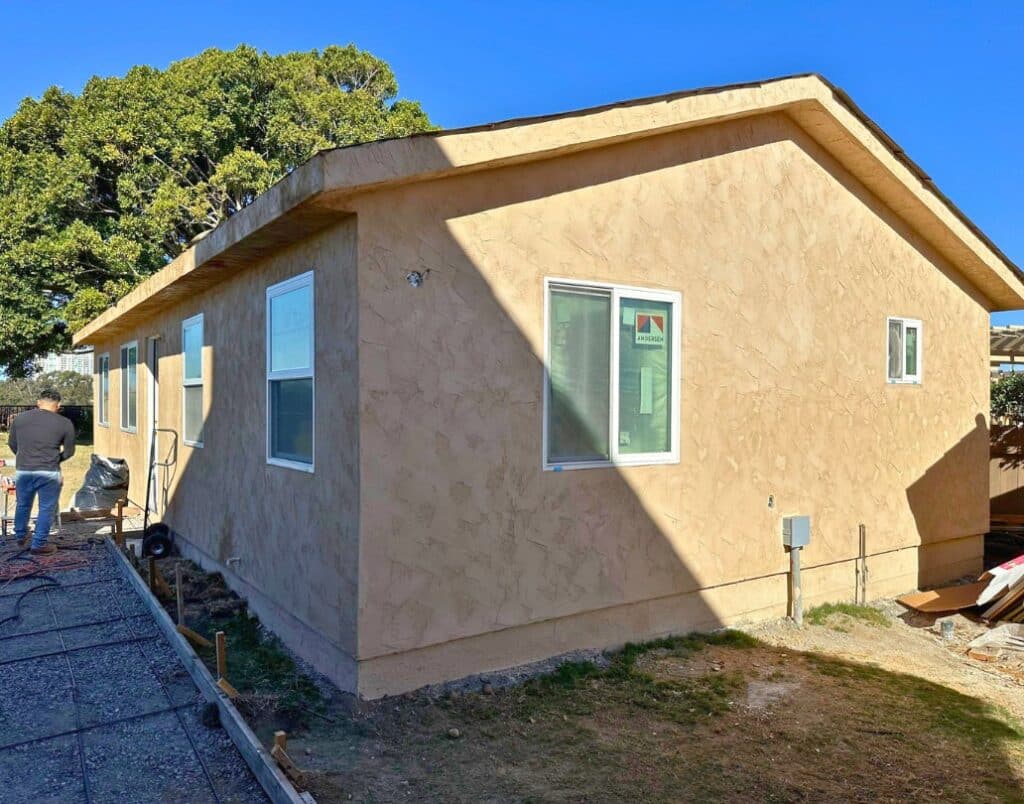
[{"x1": 1, "y1": 433, "x2": 93, "y2": 509}]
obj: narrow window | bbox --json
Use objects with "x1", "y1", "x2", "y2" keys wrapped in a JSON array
[
  {"x1": 97, "y1": 353, "x2": 110, "y2": 426},
  {"x1": 267, "y1": 272, "x2": 314, "y2": 471},
  {"x1": 887, "y1": 317, "x2": 922, "y2": 384},
  {"x1": 182, "y1": 314, "x2": 204, "y2": 447},
  {"x1": 544, "y1": 280, "x2": 680, "y2": 469},
  {"x1": 119, "y1": 342, "x2": 138, "y2": 432}
]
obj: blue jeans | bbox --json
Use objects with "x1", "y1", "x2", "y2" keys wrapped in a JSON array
[{"x1": 13, "y1": 471, "x2": 62, "y2": 549}]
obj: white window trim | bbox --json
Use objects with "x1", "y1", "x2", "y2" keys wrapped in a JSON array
[
  {"x1": 887, "y1": 316, "x2": 923, "y2": 385},
  {"x1": 182, "y1": 313, "x2": 205, "y2": 448},
  {"x1": 119, "y1": 340, "x2": 138, "y2": 433},
  {"x1": 97, "y1": 352, "x2": 110, "y2": 427},
  {"x1": 542, "y1": 276, "x2": 682, "y2": 471},
  {"x1": 266, "y1": 271, "x2": 315, "y2": 473}
]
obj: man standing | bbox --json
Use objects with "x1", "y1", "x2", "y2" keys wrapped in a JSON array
[{"x1": 6, "y1": 390, "x2": 76, "y2": 554}]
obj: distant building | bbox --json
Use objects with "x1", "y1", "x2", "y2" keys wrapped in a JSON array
[{"x1": 35, "y1": 349, "x2": 94, "y2": 377}]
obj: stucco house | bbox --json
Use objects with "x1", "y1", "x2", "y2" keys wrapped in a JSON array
[{"x1": 74, "y1": 74, "x2": 1024, "y2": 698}]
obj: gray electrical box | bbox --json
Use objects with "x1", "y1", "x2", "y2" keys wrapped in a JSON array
[{"x1": 782, "y1": 515, "x2": 811, "y2": 548}]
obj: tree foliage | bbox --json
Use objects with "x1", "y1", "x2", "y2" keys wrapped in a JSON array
[
  {"x1": 0, "y1": 45, "x2": 434, "y2": 376},
  {"x1": 0, "y1": 371, "x2": 94, "y2": 406},
  {"x1": 992, "y1": 373, "x2": 1024, "y2": 426}
]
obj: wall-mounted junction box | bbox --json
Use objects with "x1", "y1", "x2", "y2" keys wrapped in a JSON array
[{"x1": 782, "y1": 515, "x2": 811, "y2": 548}]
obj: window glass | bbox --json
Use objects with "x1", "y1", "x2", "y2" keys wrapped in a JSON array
[
  {"x1": 887, "y1": 320, "x2": 903, "y2": 380},
  {"x1": 121, "y1": 344, "x2": 137, "y2": 430},
  {"x1": 183, "y1": 385, "x2": 204, "y2": 445},
  {"x1": 270, "y1": 378, "x2": 313, "y2": 464},
  {"x1": 183, "y1": 320, "x2": 203, "y2": 381},
  {"x1": 905, "y1": 325, "x2": 918, "y2": 377},
  {"x1": 270, "y1": 286, "x2": 312, "y2": 372},
  {"x1": 547, "y1": 287, "x2": 611, "y2": 462},
  {"x1": 98, "y1": 355, "x2": 109, "y2": 425},
  {"x1": 618, "y1": 298, "x2": 673, "y2": 454}
]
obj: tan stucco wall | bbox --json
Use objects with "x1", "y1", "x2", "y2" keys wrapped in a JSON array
[
  {"x1": 352, "y1": 112, "x2": 991, "y2": 696},
  {"x1": 90, "y1": 223, "x2": 360, "y2": 686}
]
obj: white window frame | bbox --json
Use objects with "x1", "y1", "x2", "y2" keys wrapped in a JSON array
[
  {"x1": 542, "y1": 277, "x2": 682, "y2": 471},
  {"x1": 97, "y1": 352, "x2": 110, "y2": 427},
  {"x1": 887, "y1": 316, "x2": 923, "y2": 385},
  {"x1": 119, "y1": 340, "x2": 138, "y2": 433},
  {"x1": 266, "y1": 271, "x2": 315, "y2": 473},
  {"x1": 181, "y1": 313, "x2": 205, "y2": 448}
]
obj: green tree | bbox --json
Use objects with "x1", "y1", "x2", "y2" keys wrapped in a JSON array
[
  {"x1": 992, "y1": 373, "x2": 1024, "y2": 426},
  {"x1": 0, "y1": 45, "x2": 434, "y2": 375},
  {"x1": 0, "y1": 371, "x2": 94, "y2": 405}
]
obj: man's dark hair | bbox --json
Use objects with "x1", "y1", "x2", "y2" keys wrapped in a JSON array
[{"x1": 38, "y1": 389, "x2": 62, "y2": 404}]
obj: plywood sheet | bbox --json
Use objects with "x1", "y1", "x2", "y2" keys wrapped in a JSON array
[{"x1": 897, "y1": 581, "x2": 988, "y2": 613}]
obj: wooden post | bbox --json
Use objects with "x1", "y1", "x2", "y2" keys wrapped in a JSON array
[
  {"x1": 175, "y1": 562, "x2": 185, "y2": 626},
  {"x1": 270, "y1": 730, "x2": 304, "y2": 785},
  {"x1": 215, "y1": 630, "x2": 227, "y2": 679},
  {"x1": 114, "y1": 500, "x2": 124, "y2": 548},
  {"x1": 214, "y1": 630, "x2": 239, "y2": 698},
  {"x1": 148, "y1": 556, "x2": 157, "y2": 593}
]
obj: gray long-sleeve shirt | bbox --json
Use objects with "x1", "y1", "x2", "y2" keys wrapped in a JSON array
[{"x1": 7, "y1": 408, "x2": 76, "y2": 472}]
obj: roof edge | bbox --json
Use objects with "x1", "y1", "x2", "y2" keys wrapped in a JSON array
[{"x1": 75, "y1": 73, "x2": 1024, "y2": 345}]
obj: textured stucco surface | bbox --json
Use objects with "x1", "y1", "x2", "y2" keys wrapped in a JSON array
[
  {"x1": 89, "y1": 223, "x2": 360, "y2": 683},
  {"x1": 352, "y1": 112, "x2": 991, "y2": 695}
]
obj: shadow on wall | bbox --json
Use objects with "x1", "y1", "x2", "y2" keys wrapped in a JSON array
[{"x1": 906, "y1": 413, "x2": 990, "y2": 585}]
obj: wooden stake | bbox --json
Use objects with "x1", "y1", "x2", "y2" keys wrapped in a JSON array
[
  {"x1": 148, "y1": 556, "x2": 157, "y2": 593},
  {"x1": 270, "y1": 730, "x2": 304, "y2": 785},
  {"x1": 114, "y1": 500, "x2": 125, "y2": 549},
  {"x1": 218, "y1": 677, "x2": 240, "y2": 698},
  {"x1": 177, "y1": 624, "x2": 213, "y2": 649},
  {"x1": 215, "y1": 630, "x2": 227, "y2": 680},
  {"x1": 175, "y1": 562, "x2": 185, "y2": 626}
]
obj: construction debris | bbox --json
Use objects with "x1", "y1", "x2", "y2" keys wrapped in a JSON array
[
  {"x1": 897, "y1": 553, "x2": 1024, "y2": 622},
  {"x1": 967, "y1": 623, "x2": 1024, "y2": 652},
  {"x1": 896, "y1": 581, "x2": 988, "y2": 613}
]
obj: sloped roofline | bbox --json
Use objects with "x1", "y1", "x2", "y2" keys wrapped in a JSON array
[{"x1": 74, "y1": 73, "x2": 1024, "y2": 345}]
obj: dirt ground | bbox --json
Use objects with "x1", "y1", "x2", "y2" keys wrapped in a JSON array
[
  {"x1": 277, "y1": 603, "x2": 1024, "y2": 804},
  {"x1": 144, "y1": 556, "x2": 1024, "y2": 803}
]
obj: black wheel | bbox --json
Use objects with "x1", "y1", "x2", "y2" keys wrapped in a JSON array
[{"x1": 142, "y1": 523, "x2": 173, "y2": 558}]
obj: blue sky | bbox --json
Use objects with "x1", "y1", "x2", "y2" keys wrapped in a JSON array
[{"x1": 1, "y1": 1, "x2": 1022, "y2": 321}]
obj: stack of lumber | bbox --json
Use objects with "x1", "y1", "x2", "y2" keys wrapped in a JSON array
[{"x1": 976, "y1": 554, "x2": 1024, "y2": 622}]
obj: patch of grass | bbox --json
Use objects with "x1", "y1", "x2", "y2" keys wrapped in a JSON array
[
  {"x1": 508, "y1": 630, "x2": 753, "y2": 725},
  {"x1": 806, "y1": 602, "x2": 891, "y2": 629},
  {"x1": 198, "y1": 609, "x2": 322, "y2": 720}
]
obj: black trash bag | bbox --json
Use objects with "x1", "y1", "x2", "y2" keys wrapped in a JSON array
[{"x1": 73, "y1": 455, "x2": 130, "y2": 511}]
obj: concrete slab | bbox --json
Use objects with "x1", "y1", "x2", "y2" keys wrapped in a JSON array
[{"x1": 0, "y1": 544, "x2": 269, "y2": 803}]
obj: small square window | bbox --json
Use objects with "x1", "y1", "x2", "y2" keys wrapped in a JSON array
[{"x1": 887, "y1": 317, "x2": 922, "y2": 384}]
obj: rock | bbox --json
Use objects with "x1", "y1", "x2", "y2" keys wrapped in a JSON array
[
  {"x1": 481, "y1": 682, "x2": 494, "y2": 695},
  {"x1": 447, "y1": 728, "x2": 461, "y2": 739},
  {"x1": 199, "y1": 703, "x2": 221, "y2": 729}
]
